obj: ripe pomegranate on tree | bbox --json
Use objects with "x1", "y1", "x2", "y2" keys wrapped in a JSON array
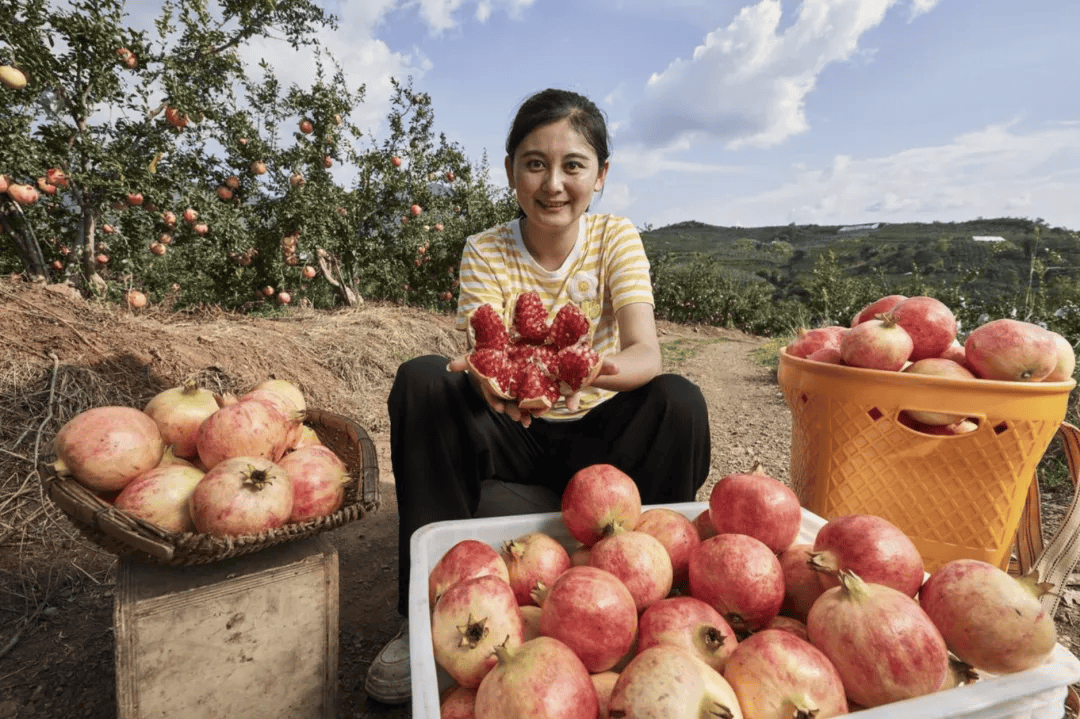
[{"x1": 919, "y1": 558, "x2": 1058, "y2": 675}]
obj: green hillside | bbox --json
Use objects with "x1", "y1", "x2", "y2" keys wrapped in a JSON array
[{"x1": 640, "y1": 218, "x2": 1080, "y2": 299}]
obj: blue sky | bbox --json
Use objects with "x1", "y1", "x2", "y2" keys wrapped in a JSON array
[{"x1": 189, "y1": 1, "x2": 1080, "y2": 230}]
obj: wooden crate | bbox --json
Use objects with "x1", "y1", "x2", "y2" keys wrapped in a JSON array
[{"x1": 115, "y1": 535, "x2": 339, "y2": 719}]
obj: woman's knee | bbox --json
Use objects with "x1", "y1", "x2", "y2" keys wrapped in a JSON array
[{"x1": 651, "y1": 374, "x2": 708, "y2": 420}]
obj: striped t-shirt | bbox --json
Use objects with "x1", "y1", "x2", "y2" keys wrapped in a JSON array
[{"x1": 455, "y1": 213, "x2": 654, "y2": 420}]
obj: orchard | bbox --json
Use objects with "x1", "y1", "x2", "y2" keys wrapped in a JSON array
[{"x1": 0, "y1": 0, "x2": 516, "y2": 313}]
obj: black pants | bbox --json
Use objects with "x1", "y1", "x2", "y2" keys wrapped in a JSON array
[{"x1": 387, "y1": 354, "x2": 711, "y2": 616}]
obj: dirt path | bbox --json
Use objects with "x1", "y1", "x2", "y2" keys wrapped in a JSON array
[{"x1": 0, "y1": 280, "x2": 1077, "y2": 718}]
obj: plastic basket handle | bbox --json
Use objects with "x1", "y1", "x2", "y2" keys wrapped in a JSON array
[{"x1": 1033, "y1": 422, "x2": 1080, "y2": 617}]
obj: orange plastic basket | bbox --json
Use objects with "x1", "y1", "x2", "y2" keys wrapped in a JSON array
[{"x1": 777, "y1": 349, "x2": 1076, "y2": 572}]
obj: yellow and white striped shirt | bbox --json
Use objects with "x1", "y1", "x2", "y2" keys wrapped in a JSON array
[{"x1": 456, "y1": 213, "x2": 654, "y2": 420}]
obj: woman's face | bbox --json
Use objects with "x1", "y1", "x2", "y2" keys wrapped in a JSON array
[{"x1": 505, "y1": 117, "x2": 608, "y2": 236}]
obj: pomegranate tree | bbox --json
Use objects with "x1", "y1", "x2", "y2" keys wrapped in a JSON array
[
  {"x1": 807, "y1": 570, "x2": 949, "y2": 708},
  {"x1": 431, "y1": 574, "x2": 524, "y2": 689},
  {"x1": 722, "y1": 629, "x2": 848, "y2": 719},
  {"x1": 474, "y1": 636, "x2": 598, "y2": 719},
  {"x1": 919, "y1": 559, "x2": 1058, "y2": 674}
]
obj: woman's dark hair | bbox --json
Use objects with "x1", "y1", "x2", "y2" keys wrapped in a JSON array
[{"x1": 505, "y1": 89, "x2": 611, "y2": 167}]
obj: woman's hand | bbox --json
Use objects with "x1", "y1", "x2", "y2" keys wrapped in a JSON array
[
  {"x1": 448, "y1": 355, "x2": 534, "y2": 427},
  {"x1": 563, "y1": 356, "x2": 620, "y2": 412}
]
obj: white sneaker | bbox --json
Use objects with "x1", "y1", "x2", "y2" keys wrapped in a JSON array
[{"x1": 364, "y1": 621, "x2": 410, "y2": 704}]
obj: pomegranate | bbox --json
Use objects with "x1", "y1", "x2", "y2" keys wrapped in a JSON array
[
  {"x1": 6, "y1": 183, "x2": 39, "y2": 206},
  {"x1": 1045, "y1": 331, "x2": 1077, "y2": 382},
  {"x1": 964, "y1": 319, "x2": 1058, "y2": 381},
  {"x1": 429, "y1": 539, "x2": 510, "y2": 610},
  {"x1": 919, "y1": 559, "x2": 1058, "y2": 674},
  {"x1": 688, "y1": 533, "x2": 785, "y2": 632},
  {"x1": 533, "y1": 566, "x2": 637, "y2": 673},
  {"x1": 143, "y1": 380, "x2": 220, "y2": 459},
  {"x1": 851, "y1": 294, "x2": 907, "y2": 326},
  {"x1": 113, "y1": 464, "x2": 204, "y2": 533},
  {"x1": 289, "y1": 424, "x2": 322, "y2": 450},
  {"x1": 901, "y1": 357, "x2": 976, "y2": 424},
  {"x1": 588, "y1": 528, "x2": 673, "y2": 612},
  {"x1": 50, "y1": 406, "x2": 164, "y2": 492},
  {"x1": 777, "y1": 543, "x2": 826, "y2": 623},
  {"x1": 126, "y1": 290, "x2": 147, "y2": 309},
  {"x1": 439, "y1": 684, "x2": 477, "y2": 719},
  {"x1": 806, "y1": 346, "x2": 844, "y2": 364},
  {"x1": 592, "y1": 671, "x2": 619, "y2": 719},
  {"x1": 809, "y1": 514, "x2": 924, "y2": 597},
  {"x1": 807, "y1": 570, "x2": 949, "y2": 708},
  {"x1": 277, "y1": 445, "x2": 350, "y2": 522},
  {"x1": 520, "y1": 605, "x2": 542, "y2": 641},
  {"x1": 636, "y1": 596, "x2": 738, "y2": 672},
  {"x1": 784, "y1": 326, "x2": 847, "y2": 358},
  {"x1": 692, "y1": 509, "x2": 719, "y2": 541},
  {"x1": 189, "y1": 457, "x2": 293, "y2": 536},
  {"x1": 195, "y1": 398, "x2": 298, "y2": 469},
  {"x1": 249, "y1": 377, "x2": 307, "y2": 413},
  {"x1": 570, "y1": 544, "x2": 590, "y2": 566},
  {"x1": 608, "y1": 645, "x2": 744, "y2": 719},
  {"x1": 890, "y1": 296, "x2": 958, "y2": 361},
  {"x1": 708, "y1": 467, "x2": 801, "y2": 553},
  {"x1": 839, "y1": 314, "x2": 913, "y2": 371},
  {"x1": 561, "y1": 463, "x2": 642, "y2": 547},
  {"x1": 634, "y1": 507, "x2": 701, "y2": 588},
  {"x1": 939, "y1": 338, "x2": 966, "y2": 365},
  {"x1": 500, "y1": 531, "x2": 571, "y2": 606},
  {"x1": 761, "y1": 615, "x2": 809, "y2": 642},
  {"x1": 474, "y1": 636, "x2": 597, "y2": 719},
  {"x1": 431, "y1": 574, "x2": 524, "y2": 689},
  {"x1": 722, "y1": 629, "x2": 848, "y2": 719}
]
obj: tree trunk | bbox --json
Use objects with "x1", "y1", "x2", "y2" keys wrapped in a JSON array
[
  {"x1": 78, "y1": 211, "x2": 106, "y2": 296},
  {"x1": 1, "y1": 208, "x2": 48, "y2": 278},
  {"x1": 315, "y1": 247, "x2": 362, "y2": 306}
]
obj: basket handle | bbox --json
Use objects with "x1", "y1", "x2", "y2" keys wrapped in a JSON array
[{"x1": 1033, "y1": 422, "x2": 1080, "y2": 617}]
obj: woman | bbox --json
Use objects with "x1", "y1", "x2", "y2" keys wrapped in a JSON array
[{"x1": 365, "y1": 88, "x2": 711, "y2": 704}]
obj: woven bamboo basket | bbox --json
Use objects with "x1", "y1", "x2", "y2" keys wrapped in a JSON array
[{"x1": 41, "y1": 408, "x2": 380, "y2": 565}]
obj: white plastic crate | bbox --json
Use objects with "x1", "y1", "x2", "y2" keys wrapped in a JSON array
[{"x1": 408, "y1": 501, "x2": 1080, "y2": 718}]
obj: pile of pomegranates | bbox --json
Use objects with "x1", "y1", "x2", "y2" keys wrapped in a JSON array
[
  {"x1": 426, "y1": 463, "x2": 1063, "y2": 718},
  {"x1": 785, "y1": 294, "x2": 1076, "y2": 434},
  {"x1": 49, "y1": 378, "x2": 351, "y2": 536}
]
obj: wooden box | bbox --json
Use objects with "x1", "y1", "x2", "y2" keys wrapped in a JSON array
[{"x1": 114, "y1": 535, "x2": 339, "y2": 719}]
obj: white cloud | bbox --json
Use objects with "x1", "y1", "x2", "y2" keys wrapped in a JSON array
[
  {"x1": 629, "y1": 0, "x2": 906, "y2": 150},
  {"x1": 908, "y1": 0, "x2": 940, "y2": 20},
  {"x1": 714, "y1": 121, "x2": 1080, "y2": 228},
  {"x1": 417, "y1": 0, "x2": 536, "y2": 34}
]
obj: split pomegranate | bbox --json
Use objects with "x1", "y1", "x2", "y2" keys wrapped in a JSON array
[
  {"x1": 587, "y1": 527, "x2": 673, "y2": 612},
  {"x1": 806, "y1": 570, "x2": 950, "y2": 708},
  {"x1": 277, "y1": 444, "x2": 350, "y2": 522},
  {"x1": 51, "y1": 406, "x2": 165, "y2": 492},
  {"x1": 919, "y1": 558, "x2": 1058, "y2": 674},
  {"x1": 688, "y1": 533, "x2": 785, "y2": 632},
  {"x1": 195, "y1": 397, "x2": 298, "y2": 469},
  {"x1": 708, "y1": 467, "x2": 801, "y2": 553},
  {"x1": 722, "y1": 629, "x2": 848, "y2": 719},
  {"x1": 189, "y1": 456, "x2": 293, "y2": 536},
  {"x1": 142, "y1": 379, "x2": 220, "y2": 459},
  {"x1": 431, "y1": 574, "x2": 524, "y2": 689},
  {"x1": 607, "y1": 645, "x2": 744, "y2": 719},
  {"x1": 636, "y1": 596, "x2": 738, "y2": 672},
  {"x1": 428, "y1": 539, "x2": 510, "y2": 610},
  {"x1": 500, "y1": 531, "x2": 572, "y2": 606},
  {"x1": 114, "y1": 464, "x2": 204, "y2": 533},
  {"x1": 465, "y1": 292, "x2": 601, "y2": 416},
  {"x1": 809, "y1": 513, "x2": 925, "y2": 597},
  {"x1": 533, "y1": 565, "x2": 637, "y2": 673},
  {"x1": 474, "y1": 636, "x2": 598, "y2": 719},
  {"x1": 561, "y1": 463, "x2": 642, "y2": 547}
]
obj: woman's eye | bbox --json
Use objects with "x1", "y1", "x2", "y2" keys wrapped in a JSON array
[{"x1": 527, "y1": 160, "x2": 544, "y2": 170}]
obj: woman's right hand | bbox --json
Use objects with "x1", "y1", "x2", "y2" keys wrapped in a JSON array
[{"x1": 448, "y1": 355, "x2": 533, "y2": 427}]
